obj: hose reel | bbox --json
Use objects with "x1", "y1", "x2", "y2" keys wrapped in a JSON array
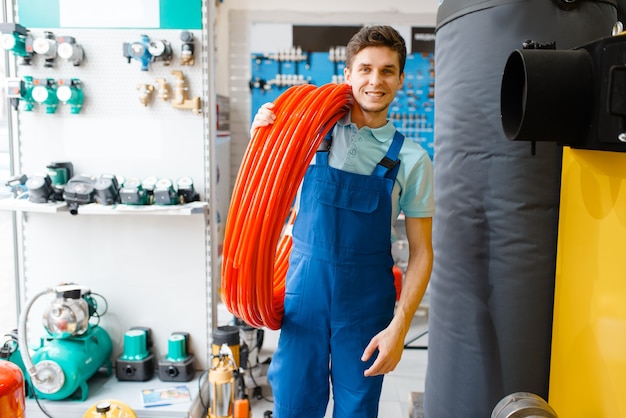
[{"x1": 221, "y1": 83, "x2": 353, "y2": 330}]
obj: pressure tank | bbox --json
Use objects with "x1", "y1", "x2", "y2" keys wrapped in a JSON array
[
  {"x1": 30, "y1": 325, "x2": 113, "y2": 400},
  {"x1": 0, "y1": 360, "x2": 26, "y2": 418}
]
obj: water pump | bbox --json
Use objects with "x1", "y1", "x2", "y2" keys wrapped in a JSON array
[
  {"x1": 18, "y1": 283, "x2": 113, "y2": 401},
  {"x1": 0, "y1": 23, "x2": 33, "y2": 65}
]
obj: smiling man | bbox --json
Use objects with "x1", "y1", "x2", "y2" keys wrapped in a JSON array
[{"x1": 250, "y1": 25, "x2": 434, "y2": 418}]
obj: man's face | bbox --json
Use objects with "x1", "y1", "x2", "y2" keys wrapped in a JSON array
[{"x1": 344, "y1": 46, "x2": 404, "y2": 116}]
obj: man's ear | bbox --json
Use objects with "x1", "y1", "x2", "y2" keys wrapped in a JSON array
[
  {"x1": 398, "y1": 72, "x2": 405, "y2": 90},
  {"x1": 344, "y1": 66, "x2": 352, "y2": 84}
]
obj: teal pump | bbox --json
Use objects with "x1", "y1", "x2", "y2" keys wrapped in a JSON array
[{"x1": 18, "y1": 284, "x2": 113, "y2": 401}]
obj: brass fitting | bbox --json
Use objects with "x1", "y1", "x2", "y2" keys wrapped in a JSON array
[
  {"x1": 170, "y1": 70, "x2": 202, "y2": 115},
  {"x1": 136, "y1": 83, "x2": 154, "y2": 106},
  {"x1": 154, "y1": 78, "x2": 171, "y2": 101}
]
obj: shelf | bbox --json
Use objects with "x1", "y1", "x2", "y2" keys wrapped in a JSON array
[
  {"x1": 0, "y1": 199, "x2": 208, "y2": 216},
  {"x1": 25, "y1": 373, "x2": 208, "y2": 418},
  {"x1": 0, "y1": 198, "x2": 67, "y2": 213},
  {"x1": 78, "y1": 201, "x2": 208, "y2": 216}
]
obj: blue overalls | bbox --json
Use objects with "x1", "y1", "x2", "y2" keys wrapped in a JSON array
[{"x1": 268, "y1": 130, "x2": 405, "y2": 418}]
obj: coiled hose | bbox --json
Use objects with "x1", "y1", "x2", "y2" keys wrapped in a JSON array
[{"x1": 222, "y1": 83, "x2": 353, "y2": 330}]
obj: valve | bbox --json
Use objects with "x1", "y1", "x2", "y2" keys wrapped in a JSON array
[
  {"x1": 0, "y1": 23, "x2": 34, "y2": 65},
  {"x1": 136, "y1": 83, "x2": 154, "y2": 106},
  {"x1": 57, "y1": 36, "x2": 84, "y2": 66},
  {"x1": 57, "y1": 78, "x2": 84, "y2": 114},
  {"x1": 31, "y1": 78, "x2": 58, "y2": 114},
  {"x1": 154, "y1": 78, "x2": 171, "y2": 101},
  {"x1": 32, "y1": 31, "x2": 57, "y2": 68},
  {"x1": 170, "y1": 70, "x2": 201, "y2": 114},
  {"x1": 179, "y1": 31, "x2": 195, "y2": 66}
]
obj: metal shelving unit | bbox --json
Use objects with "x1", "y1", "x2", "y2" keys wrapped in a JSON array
[{"x1": 3, "y1": 1, "x2": 221, "y2": 416}]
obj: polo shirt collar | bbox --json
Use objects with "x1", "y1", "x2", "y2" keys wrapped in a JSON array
[{"x1": 337, "y1": 111, "x2": 396, "y2": 143}]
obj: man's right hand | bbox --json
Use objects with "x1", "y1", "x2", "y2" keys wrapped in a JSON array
[{"x1": 250, "y1": 102, "x2": 277, "y2": 137}]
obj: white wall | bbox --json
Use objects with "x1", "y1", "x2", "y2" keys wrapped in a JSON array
[{"x1": 213, "y1": 0, "x2": 438, "y2": 96}]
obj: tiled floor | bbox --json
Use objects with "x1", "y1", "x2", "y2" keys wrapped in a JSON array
[{"x1": 219, "y1": 306, "x2": 429, "y2": 418}]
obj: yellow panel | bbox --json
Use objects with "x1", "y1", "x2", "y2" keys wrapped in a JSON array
[{"x1": 550, "y1": 147, "x2": 626, "y2": 417}]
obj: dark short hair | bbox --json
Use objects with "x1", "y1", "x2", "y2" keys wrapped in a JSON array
[{"x1": 345, "y1": 25, "x2": 407, "y2": 73}]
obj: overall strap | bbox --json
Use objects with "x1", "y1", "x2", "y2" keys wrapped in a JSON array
[
  {"x1": 314, "y1": 126, "x2": 334, "y2": 166},
  {"x1": 373, "y1": 130, "x2": 404, "y2": 178},
  {"x1": 317, "y1": 125, "x2": 334, "y2": 152}
]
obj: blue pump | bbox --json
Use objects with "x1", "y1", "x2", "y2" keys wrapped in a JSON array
[{"x1": 123, "y1": 35, "x2": 152, "y2": 71}]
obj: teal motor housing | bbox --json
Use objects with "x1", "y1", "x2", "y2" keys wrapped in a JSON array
[
  {"x1": 158, "y1": 332, "x2": 195, "y2": 382},
  {"x1": 115, "y1": 327, "x2": 155, "y2": 382},
  {"x1": 30, "y1": 325, "x2": 112, "y2": 401}
]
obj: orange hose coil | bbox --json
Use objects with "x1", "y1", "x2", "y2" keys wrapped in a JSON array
[{"x1": 222, "y1": 83, "x2": 353, "y2": 330}]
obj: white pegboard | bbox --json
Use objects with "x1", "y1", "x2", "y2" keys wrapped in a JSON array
[{"x1": 15, "y1": 28, "x2": 207, "y2": 189}]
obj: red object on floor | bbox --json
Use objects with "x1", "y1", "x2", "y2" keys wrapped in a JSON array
[
  {"x1": 0, "y1": 361, "x2": 25, "y2": 418},
  {"x1": 393, "y1": 265, "x2": 403, "y2": 301}
]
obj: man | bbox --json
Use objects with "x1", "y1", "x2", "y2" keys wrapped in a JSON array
[
  {"x1": 251, "y1": 25, "x2": 434, "y2": 418},
  {"x1": 425, "y1": 1, "x2": 621, "y2": 416}
]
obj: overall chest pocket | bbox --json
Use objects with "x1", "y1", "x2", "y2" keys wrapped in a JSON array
[{"x1": 311, "y1": 178, "x2": 380, "y2": 214}]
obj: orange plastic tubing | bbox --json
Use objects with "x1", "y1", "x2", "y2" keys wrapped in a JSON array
[{"x1": 222, "y1": 83, "x2": 353, "y2": 330}]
